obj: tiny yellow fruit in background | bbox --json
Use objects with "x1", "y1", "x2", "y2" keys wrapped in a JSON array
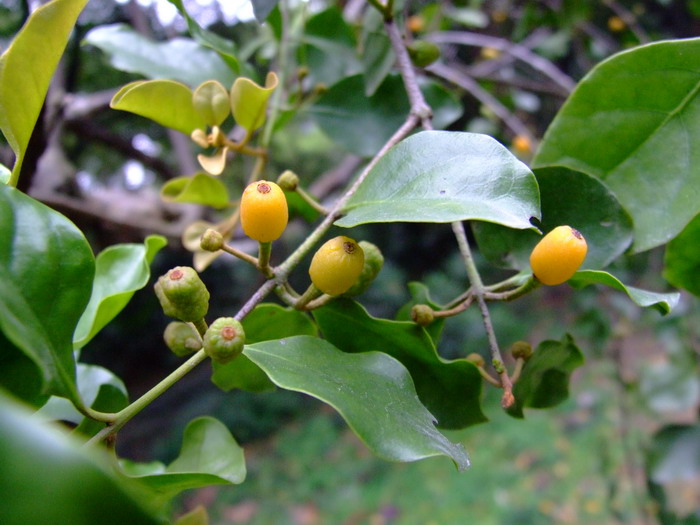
[
  {"x1": 608, "y1": 16, "x2": 626, "y2": 32},
  {"x1": 529, "y1": 225, "x2": 587, "y2": 285},
  {"x1": 309, "y1": 236, "x2": 365, "y2": 296},
  {"x1": 512, "y1": 135, "x2": 532, "y2": 154},
  {"x1": 240, "y1": 180, "x2": 288, "y2": 242}
]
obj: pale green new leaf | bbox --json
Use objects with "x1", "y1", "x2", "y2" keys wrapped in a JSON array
[
  {"x1": 161, "y1": 174, "x2": 230, "y2": 209},
  {"x1": 230, "y1": 72, "x2": 279, "y2": 132},
  {"x1": 0, "y1": 0, "x2": 89, "y2": 186},
  {"x1": 111, "y1": 80, "x2": 206, "y2": 135},
  {"x1": 73, "y1": 235, "x2": 167, "y2": 349}
]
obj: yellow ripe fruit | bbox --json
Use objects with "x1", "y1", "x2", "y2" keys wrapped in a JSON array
[
  {"x1": 529, "y1": 225, "x2": 588, "y2": 285},
  {"x1": 608, "y1": 16, "x2": 626, "y2": 32},
  {"x1": 240, "y1": 180, "x2": 288, "y2": 242},
  {"x1": 309, "y1": 236, "x2": 365, "y2": 296}
]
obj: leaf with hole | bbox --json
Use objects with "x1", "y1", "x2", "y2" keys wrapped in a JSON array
[{"x1": 336, "y1": 131, "x2": 539, "y2": 230}]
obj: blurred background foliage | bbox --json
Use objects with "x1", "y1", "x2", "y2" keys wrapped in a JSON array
[{"x1": 1, "y1": 0, "x2": 699, "y2": 523}]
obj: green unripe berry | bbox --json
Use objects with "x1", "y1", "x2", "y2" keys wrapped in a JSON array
[
  {"x1": 344, "y1": 241, "x2": 384, "y2": 296},
  {"x1": 411, "y1": 304, "x2": 435, "y2": 326},
  {"x1": 154, "y1": 266, "x2": 210, "y2": 322},
  {"x1": 466, "y1": 353, "x2": 485, "y2": 367},
  {"x1": 200, "y1": 228, "x2": 224, "y2": 252},
  {"x1": 203, "y1": 317, "x2": 245, "y2": 364},
  {"x1": 163, "y1": 321, "x2": 202, "y2": 357},
  {"x1": 309, "y1": 236, "x2": 365, "y2": 296},
  {"x1": 407, "y1": 40, "x2": 441, "y2": 67},
  {"x1": 510, "y1": 341, "x2": 533, "y2": 361},
  {"x1": 276, "y1": 170, "x2": 299, "y2": 192}
]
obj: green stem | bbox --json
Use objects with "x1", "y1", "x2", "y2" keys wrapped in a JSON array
[
  {"x1": 451, "y1": 221, "x2": 514, "y2": 408},
  {"x1": 294, "y1": 283, "x2": 322, "y2": 310},
  {"x1": 85, "y1": 349, "x2": 209, "y2": 447},
  {"x1": 257, "y1": 242, "x2": 274, "y2": 278},
  {"x1": 484, "y1": 275, "x2": 540, "y2": 302},
  {"x1": 221, "y1": 242, "x2": 260, "y2": 269},
  {"x1": 296, "y1": 186, "x2": 329, "y2": 215}
]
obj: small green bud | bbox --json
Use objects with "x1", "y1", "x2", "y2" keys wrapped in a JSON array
[
  {"x1": 200, "y1": 228, "x2": 224, "y2": 252},
  {"x1": 163, "y1": 321, "x2": 202, "y2": 357},
  {"x1": 203, "y1": 317, "x2": 245, "y2": 364},
  {"x1": 411, "y1": 304, "x2": 435, "y2": 326},
  {"x1": 154, "y1": 266, "x2": 210, "y2": 322},
  {"x1": 466, "y1": 353, "x2": 485, "y2": 367},
  {"x1": 510, "y1": 341, "x2": 533, "y2": 360},
  {"x1": 407, "y1": 40, "x2": 441, "y2": 67},
  {"x1": 344, "y1": 241, "x2": 384, "y2": 296},
  {"x1": 276, "y1": 170, "x2": 299, "y2": 191}
]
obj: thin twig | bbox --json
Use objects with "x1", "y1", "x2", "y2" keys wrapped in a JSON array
[
  {"x1": 452, "y1": 221, "x2": 514, "y2": 408},
  {"x1": 427, "y1": 30, "x2": 576, "y2": 93},
  {"x1": 429, "y1": 62, "x2": 535, "y2": 142}
]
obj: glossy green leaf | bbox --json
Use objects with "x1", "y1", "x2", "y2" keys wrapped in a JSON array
[
  {"x1": 534, "y1": 38, "x2": 700, "y2": 253},
  {"x1": 314, "y1": 299, "x2": 486, "y2": 429},
  {"x1": 74, "y1": 235, "x2": 166, "y2": 350},
  {"x1": 0, "y1": 330, "x2": 46, "y2": 407},
  {"x1": 664, "y1": 213, "x2": 700, "y2": 296},
  {"x1": 193, "y1": 80, "x2": 231, "y2": 127},
  {"x1": 212, "y1": 303, "x2": 317, "y2": 393},
  {"x1": 84, "y1": 24, "x2": 235, "y2": 87},
  {"x1": 312, "y1": 74, "x2": 463, "y2": 157},
  {"x1": 123, "y1": 417, "x2": 245, "y2": 503},
  {"x1": 161, "y1": 174, "x2": 230, "y2": 209},
  {"x1": 507, "y1": 335, "x2": 584, "y2": 419},
  {"x1": 0, "y1": 185, "x2": 94, "y2": 404},
  {"x1": 0, "y1": 394, "x2": 160, "y2": 525},
  {"x1": 568, "y1": 270, "x2": 680, "y2": 315},
  {"x1": 0, "y1": 0, "x2": 89, "y2": 186},
  {"x1": 36, "y1": 363, "x2": 127, "y2": 425},
  {"x1": 336, "y1": 131, "x2": 539, "y2": 230},
  {"x1": 251, "y1": 0, "x2": 280, "y2": 22},
  {"x1": 473, "y1": 167, "x2": 633, "y2": 271},
  {"x1": 244, "y1": 336, "x2": 470, "y2": 469},
  {"x1": 301, "y1": 7, "x2": 361, "y2": 87},
  {"x1": 230, "y1": 72, "x2": 279, "y2": 132},
  {"x1": 166, "y1": 0, "x2": 240, "y2": 73},
  {"x1": 111, "y1": 80, "x2": 206, "y2": 135}
]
